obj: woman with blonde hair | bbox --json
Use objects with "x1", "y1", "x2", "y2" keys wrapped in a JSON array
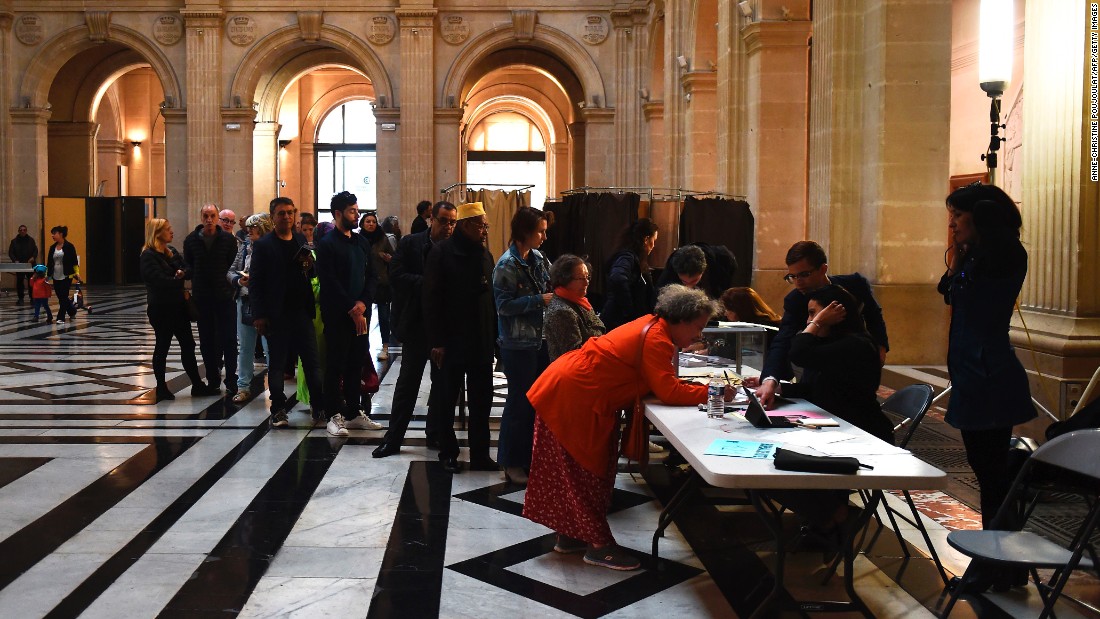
[
  {"x1": 139, "y1": 218, "x2": 215, "y2": 401},
  {"x1": 228, "y1": 213, "x2": 274, "y2": 402}
]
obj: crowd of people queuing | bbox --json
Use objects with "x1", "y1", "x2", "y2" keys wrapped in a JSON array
[{"x1": 6, "y1": 181, "x2": 1034, "y2": 576}]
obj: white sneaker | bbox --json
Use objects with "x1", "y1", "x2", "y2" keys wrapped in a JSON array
[
  {"x1": 326, "y1": 413, "x2": 349, "y2": 437},
  {"x1": 649, "y1": 441, "x2": 666, "y2": 453},
  {"x1": 377, "y1": 344, "x2": 390, "y2": 361},
  {"x1": 345, "y1": 412, "x2": 383, "y2": 430}
]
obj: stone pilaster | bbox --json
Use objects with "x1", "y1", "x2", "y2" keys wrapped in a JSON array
[
  {"x1": 611, "y1": 6, "x2": 649, "y2": 187},
  {"x1": 716, "y1": 1, "x2": 749, "y2": 196},
  {"x1": 643, "y1": 100, "x2": 664, "y2": 186},
  {"x1": 682, "y1": 70, "x2": 717, "y2": 190},
  {"x1": 397, "y1": 9, "x2": 436, "y2": 215},
  {"x1": 373, "y1": 107, "x2": 401, "y2": 218},
  {"x1": 581, "y1": 108, "x2": 616, "y2": 187},
  {"x1": 662, "y1": 0, "x2": 688, "y2": 188},
  {"x1": 252, "y1": 122, "x2": 278, "y2": 217},
  {"x1": 434, "y1": 107, "x2": 463, "y2": 218},
  {"x1": 1013, "y1": 0, "x2": 1100, "y2": 416},
  {"x1": 161, "y1": 107, "x2": 188, "y2": 228},
  {"x1": 221, "y1": 107, "x2": 256, "y2": 215},
  {"x1": 182, "y1": 9, "x2": 224, "y2": 228},
  {"x1": 806, "y1": 0, "x2": 951, "y2": 365},
  {"x1": 9, "y1": 108, "x2": 50, "y2": 243},
  {"x1": 0, "y1": 8, "x2": 13, "y2": 241},
  {"x1": 741, "y1": 19, "x2": 811, "y2": 279}
]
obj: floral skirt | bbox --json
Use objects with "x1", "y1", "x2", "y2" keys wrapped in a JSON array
[{"x1": 522, "y1": 416, "x2": 617, "y2": 546}]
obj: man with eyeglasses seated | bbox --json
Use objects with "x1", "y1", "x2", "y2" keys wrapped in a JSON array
[{"x1": 754, "y1": 240, "x2": 889, "y2": 408}]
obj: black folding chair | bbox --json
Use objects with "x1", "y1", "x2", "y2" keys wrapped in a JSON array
[{"x1": 941, "y1": 429, "x2": 1100, "y2": 618}]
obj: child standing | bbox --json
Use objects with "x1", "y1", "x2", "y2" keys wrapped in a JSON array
[{"x1": 30, "y1": 265, "x2": 53, "y2": 322}]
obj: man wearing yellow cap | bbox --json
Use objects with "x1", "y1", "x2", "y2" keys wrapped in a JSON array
[{"x1": 422, "y1": 202, "x2": 498, "y2": 473}]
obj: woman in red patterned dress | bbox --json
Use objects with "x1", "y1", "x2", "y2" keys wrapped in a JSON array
[{"x1": 523, "y1": 285, "x2": 720, "y2": 571}]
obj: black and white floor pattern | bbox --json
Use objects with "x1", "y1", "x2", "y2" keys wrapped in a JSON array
[{"x1": 1, "y1": 285, "x2": 1091, "y2": 618}]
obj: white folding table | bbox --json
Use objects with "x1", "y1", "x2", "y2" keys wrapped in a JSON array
[{"x1": 646, "y1": 398, "x2": 947, "y2": 618}]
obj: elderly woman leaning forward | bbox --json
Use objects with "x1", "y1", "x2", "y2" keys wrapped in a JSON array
[{"x1": 523, "y1": 284, "x2": 727, "y2": 571}]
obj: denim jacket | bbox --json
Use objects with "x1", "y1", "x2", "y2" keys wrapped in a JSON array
[{"x1": 492, "y1": 243, "x2": 551, "y2": 350}]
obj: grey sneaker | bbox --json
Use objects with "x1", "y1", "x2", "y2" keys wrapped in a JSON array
[
  {"x1": 583, "y1": 545, "x2": 641, "y2": 571},
  {"x1": 345, "y1": 412, "x2": 383, "y2": 430},
  {"x1": 270, "y1": 410, "x2": 289, "y2": 428},
  {"x1": 326, "y1": 413, "x2": 349, "y2": 437},
  {"x1": 553, "y1": 534, "x2": 587, "y2": 554}
]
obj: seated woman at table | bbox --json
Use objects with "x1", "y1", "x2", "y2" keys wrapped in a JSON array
[
  {"x1": 524, "y1": 285, "x2": 727, "y2": 571},
  {"x1": 750, "y1": 284, "x2": 892, "y2": 442},
  {"x1": 709, "y1": 287, "x2": 781, "y2": 359}
]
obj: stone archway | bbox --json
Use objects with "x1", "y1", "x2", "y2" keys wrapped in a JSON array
[
  {"x1": 441, "y1": 23, "x2": 609, "y2": 190},
  {"x1": 229, "y1": 23, "x2": 392, "y2": 216}
]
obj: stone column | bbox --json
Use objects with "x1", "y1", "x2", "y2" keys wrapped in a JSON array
[
  {"x1": 221, "y1": 107, "x2": 256, "y2": 215},
  {"x1": 47, "y1": 122, "x2": 98, "y2": 196},
  {"x1": 397, "y1": 9, "x2": 436, "y2": 214},
  {"x1": 582, "y1": 109, "x2": 616, "y2": 187},
  {"x1": 98, "y1": 141, "x2": 126, "y2": 196},
  {"x1": 611, "y1": 7, "x2": 649, "y2": 187},
  {"x1": 716, "y1": 1, "x2": 749, "y2": 197},
  {"x1": 550, "y1": 142, "x2": 569, "y2": 199},
  {"x1": 0, "y1": 8, "x2": 14, "y2": 241},
  {"x1": 742, "y1": 15, "x2": 811, "y2": 302},
  {"x1": 298, "y1": 141, "x2": 314, "y2": 214},
  {"x1": 643, "y1": 101, "x2": 664, "y2": 186},
  {"x1": 181, "y1": 9, "x2": 224, "y2": 228},
  {"x1": 252, "y1": 121, "x2": 279, "y2": 217},
  {"x1": 682, "y1": 70, "x2": 717, "y2": 190},
  {"x1": 662, "y1": 0, "x2": 689, "y2": 188},
  {"x1": 161, "y1": 107, "x2": 189, "y2": 227},
  {"x1": 1013, "y1": 0, "x2": 1100, "y2": 416},
  {"x1": 9, "y1": 108, "x2": 50, "y2": 240},
  {"x1": 805, "y1": 0, "x2": 951, "y2": 365},
  {"x1": 374, "y1": 107, "x2": 401, "y2": 215},
  {"x1": 434, "y1": 107, "x2": 463, "y2": 219},
  {"x1": 567, "y1": 121, "x2": 585, "y2": 189}
]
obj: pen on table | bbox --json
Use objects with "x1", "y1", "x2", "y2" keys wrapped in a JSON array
[
  {"x1": 892, "y1": 418, "x2": 911, "y2": 433},
  {"x1": 722, "y1": 370, "x2": 735, "y2": 387},
  {"x1": 794, "y1": 419, "x2": 820, "y2": 430},
  {"x1": 858, "y1": 463, "x2": 874, "y2": 470}
]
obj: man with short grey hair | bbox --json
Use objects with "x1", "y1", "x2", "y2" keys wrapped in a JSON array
[{"x1": 183, "y1": 203, "x2": 240, "y2": 394}]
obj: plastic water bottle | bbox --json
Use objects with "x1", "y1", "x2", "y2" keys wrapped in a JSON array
[{"x1": 707, "y1": 375, "x2": 725, "y2": 419}]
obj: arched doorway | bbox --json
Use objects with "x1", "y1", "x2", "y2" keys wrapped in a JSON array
[{"x1": 310, "y1": 99, "x2": 379, "y2": 220}]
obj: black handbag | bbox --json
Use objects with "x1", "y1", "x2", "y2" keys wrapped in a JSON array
[{"x1": 773, "y1": 447, "x2": 862, "y2": 475}]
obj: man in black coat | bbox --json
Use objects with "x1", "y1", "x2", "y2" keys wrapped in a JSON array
[
  {"x1": 756, "y1": 240, "x2": 889, "y2": 407},
  {"x1": 250, "y1": 197, "x2": 324, "y2": 427},
  {"x1": 315, "y1": 190, "x2": 382, "y2": 436},
  {"x1": 183, "y1": 203, "x2": 239, "y2": 393},
  {"x1": 422, "y1": 201, "x2": 497, "y2": 473},
  {"x1": 7, "y1": 224, "x2": 37, "y2": 304},
  {"x1": 374, "y1": 201, "x2": 458, "y2": 458}
]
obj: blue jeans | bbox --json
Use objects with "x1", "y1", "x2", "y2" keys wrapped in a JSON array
[
  {"x1": 236, "y1": 297, "x2": 268, "y2": 391},
  {"x1": 496, "y1": 343, "x2": 549, "y2": 469},
  {"x1": 32, "y1": 298, "x2": 52, "y2": 321}
]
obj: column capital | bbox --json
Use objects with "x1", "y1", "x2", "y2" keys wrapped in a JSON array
[
  {"x1": 9, "y1": 107, "x2": 51, "y2": 123},
  {"x1": 434, "y1": 108, "x2": 464, "y2": 123},
  {"x1": 581, "y1": 108, "x2": 615, "y2": 123},
  {"x1": 642, "y1": 100, "x2": 663, "y2": 122},
  {"x1": 161, "y1": 108, "x2": 187, "y2": 124},
  {"x1": 374, "y1": 108, "x2": 400, "y2": 123},
  {"x1": 221, "y1": 108, "x2": 257, "y2": 123},
  {"x1": 741, "y1": 21, "x2": 811, "y2": 55},
  {"x1": 180, "y1": 9, "x2": 224, "y2": 28},
  {"x1": 681, "y1": 70, "x2": 717, "y2": 95},
  {"x1": 396, "y1": 9, "x2": 436, "y2": 28}
]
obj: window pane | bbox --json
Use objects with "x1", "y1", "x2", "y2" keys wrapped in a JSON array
[
  {"x1": 317, "y1": 109, "x2": 343, "y2": 144},
  {"x1": 315, "y1": 151, "x2": 335, "y2": 222},
  {"x1": 337, "y1": 151, "x2": 377, "y2": 211},
  {"x1": 343, "y1": 100, "x2": 377, "y2": 144}
]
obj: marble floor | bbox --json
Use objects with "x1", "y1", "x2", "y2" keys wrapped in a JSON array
[{"x1": 0, "y1": 286, "x2": 1097, "y2": 618}]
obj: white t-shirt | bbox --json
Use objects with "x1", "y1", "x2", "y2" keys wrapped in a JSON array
[{"x1": 52, "y1": 247, "x2": 65, "y2": 281}]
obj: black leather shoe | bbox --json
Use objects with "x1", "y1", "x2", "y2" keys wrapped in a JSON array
[
  {"x1": 441, "y1": 457, "x2": 462, "y2": 474},
  {"x1": 154, "y1": 385, "x2": 175, "y2": 402},
  {"x1": 191, "y1": 383, "x2": 220, "y2": 397},
  {"x1": 469, "y1": 457, "x2": 499, "y2": 472},
  {"x1": 373, "y1": 442, "x2": 400, "y2": 458}
]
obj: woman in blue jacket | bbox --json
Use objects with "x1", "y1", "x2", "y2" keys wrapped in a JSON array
[
  {"x1": 493, "y1": 207, "x2": 552, "y2": 485},
  {"x1": 938, "y1": 183, "x2": 1036, "y2": 590}
]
